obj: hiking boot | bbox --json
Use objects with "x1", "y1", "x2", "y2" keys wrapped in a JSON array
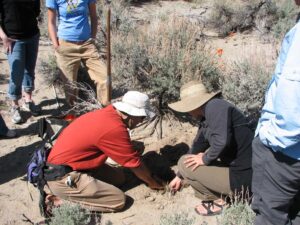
[
  {"x1": 10, "y1": 106, "x2": 23, "y2": 124},
  {"x1": 22, "y1": 101, "x2": 42, "y2": 116}
]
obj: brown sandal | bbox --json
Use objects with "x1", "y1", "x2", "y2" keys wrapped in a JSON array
[{"x1": 194, "y1": 200, "x2": 224, "y2": 216}]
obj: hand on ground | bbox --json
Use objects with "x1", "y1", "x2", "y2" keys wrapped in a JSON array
[{"x1": 168, "y1": 176, "x2": 182, "y2": 193}]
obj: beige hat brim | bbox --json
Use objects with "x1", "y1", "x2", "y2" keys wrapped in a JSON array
[{"x1": 168, "y1": 91, "x2": 221, "y2": 113}]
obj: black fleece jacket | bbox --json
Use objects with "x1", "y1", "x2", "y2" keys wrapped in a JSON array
[
  {"x1": 0, "y1": 0, "x2": 40, "y2": 39},
  {"x1": 189, "y1": 98, "x2": 254, "y2": 193}
]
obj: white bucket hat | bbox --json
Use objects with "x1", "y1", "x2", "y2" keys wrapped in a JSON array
[
  {"x1": 168, "y1": 81, "x2": 221, "y2": 113},
  {"x1": 113, "y1": 91, "x2": 155, "y2": 119}
]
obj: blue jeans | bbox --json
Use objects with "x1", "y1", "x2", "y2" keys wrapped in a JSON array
[
  {"x1": 0, "y1": 114, "x2": 8, "y2": 136},
  {"x1": 7, "y1": 33, "x2": 39, "y2": 100}
]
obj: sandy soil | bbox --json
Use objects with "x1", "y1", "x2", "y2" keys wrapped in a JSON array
[{"x1": 0, "y1": 1, "x2": 277, "y2": 225}]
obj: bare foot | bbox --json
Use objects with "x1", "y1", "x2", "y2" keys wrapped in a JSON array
[{"x1": 45, "y1": 194, "x2": 63, "y2": 207}]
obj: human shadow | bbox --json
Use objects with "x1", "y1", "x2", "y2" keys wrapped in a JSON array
[
  {"x1": 14, "y1": 119, "x2": 39, "y2": 137},
  {"x1": 120, "y1": 142, "x2": 189, "y2": 192},
  {"x1": 86, "y1": 196, "x2": 134, "y2": 225},
  {"x1": 0, "y1": 140, "x2": 43, "y2": 185},
  {"x1": 38, "y1": 98, "x2": 70, "y2": 117}
]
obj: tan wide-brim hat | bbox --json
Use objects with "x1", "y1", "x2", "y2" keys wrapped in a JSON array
[{"x1": 168, "y1": 81, "x2": 221, "y2": 113}]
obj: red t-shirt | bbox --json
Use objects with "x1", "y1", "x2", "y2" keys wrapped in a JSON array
[{"x1": 47, "y1": 105, "x2": 141, "y2": 170}]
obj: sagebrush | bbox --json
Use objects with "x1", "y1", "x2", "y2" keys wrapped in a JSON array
[
  {"x1": 160, "y1": 211, "x2": 195, "y2": 225},
  {"x1": 218, "y1": 200, "x2": 255, "y2": 225},
  {"x1": 49, "y1": 203, "x2": 92, "y2": 225}
]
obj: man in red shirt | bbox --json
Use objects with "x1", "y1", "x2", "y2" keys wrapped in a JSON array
[{"x1": 45, "y1": 91, "x2": 163, "y2": 212}]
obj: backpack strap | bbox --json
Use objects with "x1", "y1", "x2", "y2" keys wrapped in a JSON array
[{"x1": 44, "y1": 163, "x2": 73, "y2": 181}]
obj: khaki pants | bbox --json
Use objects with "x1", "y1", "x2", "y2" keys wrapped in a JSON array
[
  {"x1": 55, "y1": 39, "x2": 108, "y2": 106},
  {"x1": 45, "y1": 164, "x2": 126, "y2": 212},
  {"x1": 178, "y1": 155, "x2": 231, "y2": 201}
]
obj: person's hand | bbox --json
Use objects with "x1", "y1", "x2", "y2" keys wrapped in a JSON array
[
  {"x1": 184, "y1": 153, "x2": 205, "y2": 171},
  {"x1": 2, "y1": 37, "x2": 15, "y2": 54},
  {"x1": 53, "y1": 44, "x2": 60, "y2": 51},
  {"x1": 169, "y1": 176, "x2": 182, "y2": 193}
]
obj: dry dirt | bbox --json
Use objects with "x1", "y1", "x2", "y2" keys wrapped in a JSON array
[{"x1": 0, "y1": 1, "x2": 277, "y2": 225}]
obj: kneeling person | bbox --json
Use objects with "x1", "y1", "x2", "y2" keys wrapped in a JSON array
[
  {"x1": 44, "y1": 91, "x2": 163, "y2": 212},
  {"x1": 168, "y1": 81, "x2": 253, "y2": 216}
]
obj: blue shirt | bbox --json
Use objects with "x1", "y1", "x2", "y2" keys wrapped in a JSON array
[
  {"x1": 255, "y1": 21, "x2": 300, "y2": 160},
  {"x1": 46, "y1": 0, "x2": 95, "y2": 41}
]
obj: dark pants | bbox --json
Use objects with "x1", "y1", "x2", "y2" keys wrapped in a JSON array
[
  {"x1": 252, "y1": 137, "x2": 300, "y2": 225},
  {"x1": 0, "y1": 114, "x2": 8, "y2": 136}
]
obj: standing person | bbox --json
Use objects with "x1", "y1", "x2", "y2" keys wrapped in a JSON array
[
  {"x1": 43, "y1": 91, "x2": 163, "y2": 213},
  {"x1": 0, "y1": 113, "x2": 16, "y2": 138},
  {"x1": 46, "y1": 0, "x2": 109, "y2": 107},
  {"x1": 0, "y1": 0, "x2": 41, "y2": 124},
  {"x1": 252, "y1": 1, "x2": 300, "y2": 224},
  {"x1": 168, "y1": 81, "x2": 253, "y2": 216}
]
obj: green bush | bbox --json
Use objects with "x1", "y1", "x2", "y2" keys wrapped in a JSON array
[
  {"x1": 218, "y1": 201, "x2": 255, "y2": 225},
  {"x1": 271, "y1": 0, "x2": 299, "y2": 40},
  {"x1": 221, "y1": 57, "x2": 272, "y2": 119},
  {"x1": 208, "y1": 0, "x2": 298, "y2": 39},
  {"x1": 107, "y1": 15, "x2": 221, "y2": 110},
  {"x1": 39, "y1": 55, "x2": 60, "y2": 86},
  {"x1": 209, "y1": 0, "x2": 265, "y2": 37},
  {"x1": 160, "y1": 211, "x2": 195, "y2": 225},
  {"x1": 49, "y1": 203, "x2": 91, "y2": 225}
]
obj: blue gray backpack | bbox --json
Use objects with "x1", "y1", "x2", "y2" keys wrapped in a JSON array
[{"x1": 27, "y1": 117, "x2": 70, "y2": 216}]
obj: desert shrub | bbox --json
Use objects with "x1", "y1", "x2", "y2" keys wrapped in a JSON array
[
  {"x1": 209, "y1": 0, "x2": 298, "y2": 39},
  {"x1": 39, "y1": 55, "x2": 60, "y2": 86},
  {"x1": 96, "y1": 0, "x2": 135, "y2": 51},
  {"x1": 96, "y1": 0, "x2": 222, "y2": 111},
  {"x1": 159, "y1": 211, "x2": 195, "y2": 225},
  {"x1": 218, "y1": 200, "x2": 255, "y2": 225},
  {"x1": 108, "y1": 15, "x2": 221, "y2": 111},
  {"x1": 270, "y1": 0, "x2": 300, "y2": 39},
  {"x1": 49, "y1": 203, "x2": 91, "y2": 225},
  {"x1": 221, "y1": 56, "x2": 272, "y2": 119},
  {"x1": 208, "y1": 0, "x2": 267, "y2": 37}
]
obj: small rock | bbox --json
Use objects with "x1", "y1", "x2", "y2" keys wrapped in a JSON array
[
  {"x1": 146, "y1": 196, "x2": 155, "y2": 202},
  {"x1": 144, "y1": 192, "x2": 151, "y2": 199},
  {"x1": 156, "y1": 204, "x2": 164, "y2": 210}
]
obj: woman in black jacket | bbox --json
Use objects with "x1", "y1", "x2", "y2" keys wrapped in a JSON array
[{"x1": 168, "y1": 80, "x2": 253, "y2": 216}]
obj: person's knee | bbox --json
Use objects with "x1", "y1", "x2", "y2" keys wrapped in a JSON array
[
  {"x1": 115, "y1": 192, "x2": 126, "y2": 210},
  {"x1": 109, "y1": 190, "x2": 126, "y2": 212},
  {"x1": 177, "y1": 155, "x2": 190, "y2": 178}
]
